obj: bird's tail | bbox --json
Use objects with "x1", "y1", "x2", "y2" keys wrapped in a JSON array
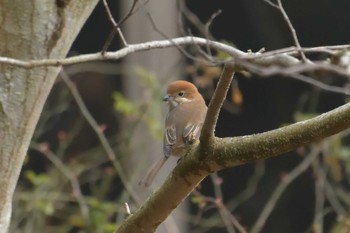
[{"x1": 139, "y1": 156, "x2": 168, "y2": 187}]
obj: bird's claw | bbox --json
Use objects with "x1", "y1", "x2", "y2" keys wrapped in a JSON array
[{"x1": 187, "y1": 132, "x2": 196, "y2": 145}]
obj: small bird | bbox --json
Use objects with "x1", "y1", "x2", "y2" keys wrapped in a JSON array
[{"x1": 139, "y1": 80, "x2": 208, "y2": 187}]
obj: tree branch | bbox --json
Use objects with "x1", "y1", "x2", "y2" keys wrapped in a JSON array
[
  {"x1": 201, "y1": 64, "x2": 235, "y2": 142},
  {"x1": 251, "y1": 146, "x2": 319, "y2": 233},
  {"x1": 0, "y1": 37, "x2": 246, "y2": 68},
  {"x1": 276, "y1": 0, "x2": 307, "y2": 62},
  {"x1": 213, "y1": 102, "x2": 350, "y2": 168},
  {"x1": 60, "y1": 71, "x2": 141, "y2": 205},
  {"x1": 1, "y1": 36, "x2": 349, "y2": 85},
  {"x1": 115, "y1": 89, "x2": 350, "y2": 233}
]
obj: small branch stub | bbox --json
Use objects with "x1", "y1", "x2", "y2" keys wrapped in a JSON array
[{"x1": 124, "y1": 202, "x2": 131, "y2": 216}]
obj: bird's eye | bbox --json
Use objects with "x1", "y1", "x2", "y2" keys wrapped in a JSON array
[{"x1": 178, "y1": 92, "x2": 184, "y2": 97}]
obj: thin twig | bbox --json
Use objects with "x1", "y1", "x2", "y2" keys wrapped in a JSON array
[
  {"x1": 250, "y1": 146, "x2": 320, "y2": 233},
  {"x1": 144, "y1": 8, "x2": 200, "y2": 62},
  {"x1": 290, "y1": 73, "x2": 350, "y2": 95},
  {"x1": 312, "y1": 159, "x2": 326, "y2": 233},
  {"x1": 238, "y1": 59, "x2": 350, "y2": 79},
  {"x1": 324, "y1": 180, "x2": 346, "y2": 216},
  {"x1": 227, "y1": 161, "x2": 265, "y2": 211},
  {"x1": 30, "y1": 143, "x2": 90, "y2": 223},
  {"x1": 211, "y1": 173, "x2": 247, "y2": 233},
  {"x1": 60, "y1": 70, "x2": 141, "y2": 205},
  {"x1": 179, "y1": 0, "x2": 214, "y2": 39},
  {"x1": 176, "y1": 0, "x2": 187, "y2": 36},
  {"x1": 101, "y1": 0, "x2": 121, "y2": 52},
  {"x1": 236, "y1": 60, "x2": 350, "y2": 95},
  {"x1": 190, "y1": 162, "x2": 265, "y2": 232},
  {"x1": 276, "y1": 0, "x2": 307, "y2": 62},
  {"x1": 113, "y1": 0, "x2": 139, "y2": 46},
  {"x1": 102, "y1": 0, "x2": 117, "y2": 26},
  {"x1": 101, "y1": 0, "x2": 138, "y2": 52},
  {"x1": 263, "y1": 0, "x2": 307, "y2": 61},
  {"x1": 263, "y1": 0, "x2": 279, "y2": 9},
  {"x1": 210, "y1": 174, "x2": 236, "y2": 233},
  {"x1": 60, "y1": 71, "x2": 117, "y2": 162},
  {"x1": 187, "y1": 16, "x2": 221, "y2": 63},
  {"x1": 204, "y1": 10, "x2": 222, "y2": 57},
  {"x1": 256, "y1": 45, "x2": 349, "y2": 58}
]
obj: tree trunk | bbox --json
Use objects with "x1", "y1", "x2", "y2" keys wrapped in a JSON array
[{"x1": 0, "y1": 1, "x2": 99, "y2": 232}]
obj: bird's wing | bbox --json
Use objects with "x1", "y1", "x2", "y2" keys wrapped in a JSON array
[
  {"x1": 183, "y1": 123, "x2": 203, "y2": 144},
  {"x1": 164, "y1": 124, "x2": 176, "y2": 157}
]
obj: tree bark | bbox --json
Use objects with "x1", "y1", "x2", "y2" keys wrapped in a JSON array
[{"x1": 0, "y1": 1, "x2": 99, "y2": 232}]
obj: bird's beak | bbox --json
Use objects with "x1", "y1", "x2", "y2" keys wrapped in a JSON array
[{"x1": 163, "y1": 95, "x2": 170, "y2": 102}]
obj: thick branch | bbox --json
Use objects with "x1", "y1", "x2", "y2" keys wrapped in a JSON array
[
  {"x1": 116, "y1": 97, "x2": 350, "y2": 233},
  {"x1": 213, "y1": 102, "x2": 350, "y2": 169}
]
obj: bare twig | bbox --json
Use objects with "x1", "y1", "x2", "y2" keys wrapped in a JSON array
[
  {"x1": 204, "y1": 10, "x2": 222, "y2": 57},
  {"x1": 312, "y1": 159, "x2": 326, "y2": 233},
  {"x1": 101, "y1": 0, "x2": 138, "y2": 52},
  {"x1": 228, "y1": 161, "x2": 265, "y2": 211},
  {"x1": 211, "y1": 173, "x2": 247, "y2": 233},
  {"x1": 190, "y1": 162, "x2": 265, "y2": 232},
  {"x1": 179, "y1": 0, "x2": 214, "y2": 39},
  {"x1": 201, "y1": 64, "x2": 235, "y2": 142},
  {"x1": 60, "y1": 70, "x2": 141, "y2": 205},
  {"x1": 237, "y1": 60, "x2": 350, "y2": 95},
  {"x1": 176, "y1": 0, "x2": 187, "y2": 36},
  {"x1": 143, "y1": 7, "x2": 201, "y2": 62},
  {"x1": 250, "y1": 146, "x2": 320, "y2": 233},
  {"x1": 257, "y1": 44, "x2": 350, "y2": 58},
  {"x1": 101, "y1": 0, "x2": 123, "y2": 51},
  {"x1": 102, "y1": 0, "x2": 117, "y2": 26},
  {"x1": 334, "y1": 185, "x2": 350, "y2": 207},
  {"x1": 278, "y1": 0, "x2": 307, "y2": 62},
  {"x1": 264, "y1": 0, "x2": 307, "y2": 62},
  {"x1": 324, "y1": 180, "x2": 347, "y2": 216},
  {"x1": 60, "y1": 71, "x2": 117, "y2": 162},
  {"x1": 290, "y1": 73, "x2": 350, "y2": 95},
  {"x1": 210, "y1": 174, "x2": 235, "y2": 233},
  {"x1": 263, "y1": 0, "x2": 279, "y2": 9},
  {"x1": 30, "y1": 142, "x2": 90, "y2": 224},
  {"x1": 221, "y1": 206, "x2": 247, "y2": 233},
  {"x1": 240, "y1": 59, "x2": 350, "y2": 79}
]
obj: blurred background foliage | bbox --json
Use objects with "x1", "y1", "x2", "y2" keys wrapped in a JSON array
[{"x1": 10, "y1": 0, "x2": 350, "y2": 233}]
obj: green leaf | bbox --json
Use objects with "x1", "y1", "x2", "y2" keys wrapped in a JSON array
[
  {"x1": 36, "y1": 200, "x2": 54, "y2": 215},
  {"x1": 113, "y1": 92, "x2": 139, "y2": 117},
  {"x1": 24, "y1": 170, "x2": 48, "y2": 186},
  {"x1": 216, "y1": 41, "x2": 236, "y2": 59}
]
